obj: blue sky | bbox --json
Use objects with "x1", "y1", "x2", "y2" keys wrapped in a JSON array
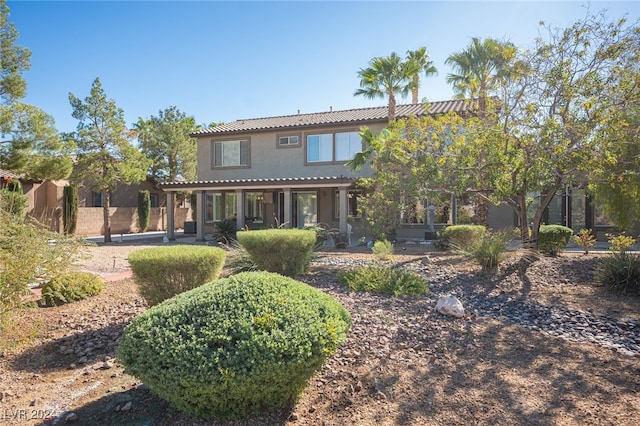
[{"x1": 6, "y1": 0, "x2": 640, "y2": 134}]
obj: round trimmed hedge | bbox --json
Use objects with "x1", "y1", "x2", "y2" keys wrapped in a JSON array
[
  {"x1": 41, "y1": 271, "x2": 104, "y2": 306},
  {"x1": 116, "y1": 271, "x2": 351, "y2": 420},
  {"x1": 236, "y1": 229, "x2": 316, "y2": 276},
  {"x1": 128, "y1": 245, "x2": 226, "y2": 306}
]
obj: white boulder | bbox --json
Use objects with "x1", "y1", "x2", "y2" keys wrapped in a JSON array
[{"x1": 436, "y1": 295, "x2": 465, "y2": 318}]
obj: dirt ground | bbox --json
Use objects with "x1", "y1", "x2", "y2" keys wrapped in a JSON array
[{"x1": 1, "y1": 240, "x2": 639, "y2": 426}]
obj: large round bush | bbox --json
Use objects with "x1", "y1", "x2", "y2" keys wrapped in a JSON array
[
  {"x1": 116, "y1": 271, "x2": 351, "y2": 420},
  {"x1": 128, "y1": 245, "x2": 226, "y2": 306}
]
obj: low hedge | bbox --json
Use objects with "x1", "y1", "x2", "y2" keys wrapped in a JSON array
[
  {"x1": 128, "y1": 245, "x2": 226, "y2": 306},
  {"x1": 440, "y1": 225, "x2": 487, "y2": 250},
  {"x1": 236, "y1": 229, "x2": 316, "y2": 277},
  {"x1": 41, "y1": 271, "x2": 104, "y2": 306},
  {"x1": 538, "y1": 225, "x2": 573, "y2": 255},
  {"x1": 116, "y1": 271, "x2": 351, "y2": 420}
]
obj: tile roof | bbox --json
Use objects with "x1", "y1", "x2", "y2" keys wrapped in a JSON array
[
  {"x1": 159, "y1": 176, "x2": 356, "y2": 190},
  {"x1": 192, "y1": 99, "x2": 476, "y2": 136},
  {"x1": 0, "y1": 169, "x2": 21, "y2": 179}
]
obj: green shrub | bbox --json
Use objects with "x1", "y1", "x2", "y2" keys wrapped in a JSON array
[
  {"x1": 137, "y1": 190, "x2": 151, "y2": 233},
  {"x1": 116, "y1": 271, "x2": 351, "y2": 420},
  {"x1": 1, "y1": 212, "x2": 85, "y2": 330},
  {"x1": 372, "y1": 240, "x2": 393, "y2": 260},
  {"x1": 596, "y1": 252, "x2": 640, "y2": 294},
  {"x1": 0, "y1": 188, "x2": 27, "y2": 219},
  {"x1": 538, "y1": 224, "x2": 573, "y2": 255},
  {"x1": 606, "y1": 232, "x2": 637, "y2": 253},
  {"x1": 573, "y1": 228, "x2": 596, "y2": 255},
  {"x1": 440, "y1": 225, "x2": 487, "y2": 250},
  {"x1": 237, "y1": 229, "x2": 316, "y2": 277},
  {"x1": 62, "y1": 185, "x2": 78, "y2": 235},
  {"x1": 128, "y1": 245, "x2": 226, "y2": 306},
  {"x1": 459, "y1": 229, "x2": 515, "y2": 272},
  {"x1": 213, "y1": 219, "x2": 237, "y2": 244},
  {"x1": 337, "y1": 265, "x2": 428, "y2": 296},
  {"x1": 41, "y1": 271, "x2": 104, "y2": 306},
  {"x1": 224, "y1": 241, "x2": 257, "y2": 274},
  {"x1": 303, "y1": 225, "x2": 329, "y2": 248}
]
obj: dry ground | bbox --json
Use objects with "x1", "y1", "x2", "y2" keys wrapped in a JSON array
[{"x1": 0, "y1": 240, "x2": 639, "y2": 426}]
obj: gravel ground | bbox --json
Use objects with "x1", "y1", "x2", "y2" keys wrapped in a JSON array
[{"x1": 1, "y1": 241, "x2": 639, "y2": 425}]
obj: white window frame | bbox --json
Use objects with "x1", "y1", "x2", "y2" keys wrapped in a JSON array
[
  {"x1": 306, "y1": 131, "x2": 362, "y2": 164},
  {"x1": 212, "y1": 139, "x2": 249, "y2": 168}
]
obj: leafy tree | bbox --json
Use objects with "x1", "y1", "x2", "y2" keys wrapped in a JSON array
[
  {"x1": 137, "y1": 189, "x2": 151, "y2": 233},
  {"x1": 354, "y1": 52, "x2": 419, "y2": 122},
  {"x1": 486, "y1": 12, "x2": 640, "y2": 246},
  {"x1": 0, "y1": 0, "x2": 72, "y2": 180},
  {"x1": 352, "y1": 113, "x2": 475, "y2": 240},
  {"x1": 136, "y1": 106, "x2": 198, "y2": 182},
  {"x1": 406, "y1": 47, "x2": 438, "y2": 104},
  {"x1": 69, "y1": 77, "x2": 151, "y2": 243}
]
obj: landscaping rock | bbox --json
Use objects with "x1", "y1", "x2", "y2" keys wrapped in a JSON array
[{"x1": 436, "y1": 295, "x2": 465, "y2": 318}]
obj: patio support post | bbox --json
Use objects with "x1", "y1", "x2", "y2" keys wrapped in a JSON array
[
  {"x1": 339, "y1": 186, "x2": 348, "y2": 234},
  {"x1": 283, "y1": 188, "x2": 292, "y2": 228},
  {"x1": 166, "y1": 192, "x2": 175, "y2": 241},
  {"x1": 196, "y1": 190, "x2": 205, "y2": 241},
  {"x1": 235, "y1": 189, "x2": 245, "y2": 230}
]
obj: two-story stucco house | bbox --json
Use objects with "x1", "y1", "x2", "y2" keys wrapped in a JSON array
[{"x1": 158, "y1": 100, "x2": 480, "y2": 242}]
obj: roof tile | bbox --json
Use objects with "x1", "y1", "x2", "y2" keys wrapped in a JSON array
[{"x1": 193, "y1": 100, "x2": 475, "y2": 136}]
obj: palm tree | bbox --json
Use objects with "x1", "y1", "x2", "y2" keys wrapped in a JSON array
[
  {"x1": 406, "y1": 47, "x2": 438, "y2": 104},
  {"x1": 446, "y1": 37, "x2": 517, "y2": 226},
  {"x1": 445, "y1": 37, "x2": 516, "y2": 118},
  {"x1": 354, "y1": 52, "x2": 417, "y2": 122}
]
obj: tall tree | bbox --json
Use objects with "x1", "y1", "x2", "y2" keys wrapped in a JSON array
[
  {"x1": 484, "y1": 12, "x2": 640, "y2": 246},
  {"x1": 137, "y1": 106, "x2": 198, "y2": 182},
  {"x1": 0, "y1": 0, "x2": 72, "y2": 180},
  {"x1": 354, "y1": 52, "x2": 418, "y2": 122},
  {"x1": 406, "y1": 47, "x2": 438, "y2": 104},
  {"x1": 69, "y1": 77, "x2": 151, "y2": 243},
  {"x1": 445, "y1": 37, "x2": 518, "y2": 225}
]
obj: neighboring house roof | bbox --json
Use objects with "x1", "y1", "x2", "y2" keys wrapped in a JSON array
[
  {"x1": 192, "y1": 99, "x2": 477, "y2": 137},
  {"x1": 0, "y1": 169, "x2": 21, "y2": 179},
  {"x1": 159, "y1": 176, "x2": 355, "y2": 191}
]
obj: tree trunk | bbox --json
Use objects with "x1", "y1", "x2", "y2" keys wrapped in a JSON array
[
  {"x1": 412, "y1": 74, "x2": 419, "y2": 104},
  {"x1": 388, "y1": 92, "x2": 396, "y2": 122},
  {"x1": 473, "y1": 193, "x2": 489, "y2": 227},
  {"x1": 103, "y1": 189, "x2": 112, "y2": 243}
]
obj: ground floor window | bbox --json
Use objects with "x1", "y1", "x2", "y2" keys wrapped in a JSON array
[{"x1": 205, "y1": 192, "x2": 237, "y2": 223}]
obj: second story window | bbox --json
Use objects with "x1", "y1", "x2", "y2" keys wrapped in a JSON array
[
  {"x1": 278, "y1": 135, "x2": 300, "y2": 147},
  {"x1": 306, "y1": 131, "x2": 362, "y2": 163},
  {"x1": 213, "y1": 139, "x2": 249, "y2": 168}
]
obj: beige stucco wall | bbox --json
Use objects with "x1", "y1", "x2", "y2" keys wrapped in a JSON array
[
  {"x1": 75, "y1": 207, "x2": 191, "y2": 237},
  {"x1": 196, "y1": 123, "x2": 385, "y2": 181}
]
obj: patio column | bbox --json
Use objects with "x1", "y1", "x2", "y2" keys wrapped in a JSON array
[
  {"x1": 166, "y1": 192, "x2": 175, "y2": 241},
  {"x1": 283, "y1": 188, "x2": 292, "y2": 228},
  {"x1": 450, "y1": 193, "x2": 457, "y2": 225},
  {"x1": 338, "y1": 186, "x2": 348, "y2": 234},
  {"x1": 235, "y1": 189, "x2": 245, "y2": 230},
  {"x1": 196, "y1": 190, "x2": 205, "y2": 241}
]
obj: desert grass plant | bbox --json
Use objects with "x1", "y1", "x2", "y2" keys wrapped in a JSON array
[
  {"x1": 116, "y1": 271, "x2": 351, "y2": 420},
  {"x1": 337, "y1": 264, "x2": 428, "y2": 296},
  {"x1": 40, "y1": 271, "x2": 104, "y2": 306},
  {"x1": 213, "y1": 219, "x2": 237, "y2": 244},
  {"x1": 573, "y1": 228, "x2": 596, "y2": 255},
  {"x1": 458, "y1": 229, "x2": 515, "y2": 273},
  {"x1": 538, "y1": 224, "x2": 573, "y2": 255},
  {"x1": 128, "y1": 245, "x2": 226, "y2": 306},
  {"x1": 1, "y1": 210, "x2": 85, "y2": 331},
  {"x1": 372, "y1": 239, "x2": 394, "y2": 261},
  {"x1": 440, "y1": 225, "x2": 486, "y2": 250},
  {"x1": 223, "y1": 240, "x2": 257, "y2": 275},
  {"x1": 596, "y1": 251, "x2": 640, "y2": 294},
  {"x1": 237, "y1": 229, "x2": 316, "y2": 277}
]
